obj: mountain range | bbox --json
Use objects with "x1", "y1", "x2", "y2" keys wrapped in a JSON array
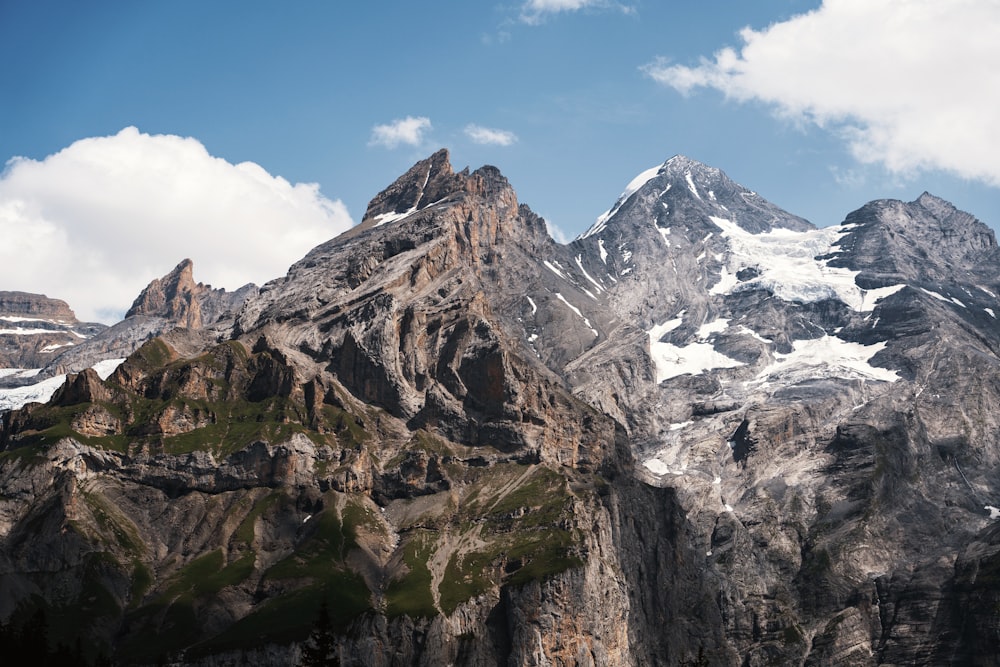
[{"x1": 1, "y1": 149, "x2": 999, "y2": 665}]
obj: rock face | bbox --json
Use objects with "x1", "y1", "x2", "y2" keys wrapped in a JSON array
[
  {"x1": 0, "y1": 261, "x2": 257, "y2": 412},
  {"x1": 1, "y1": 150, "x2": 1000, "y2": 666},
  {"x1": 0, "y1": 291, "x2": 106, "y2": 369},
  {"x1": 125, "y1": 258, "x2": 254, "y2": 331}
]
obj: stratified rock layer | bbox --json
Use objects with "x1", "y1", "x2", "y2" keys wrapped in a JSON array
[{"x1": 1, "y1": 151, "x2": 1000, "y2": 666}]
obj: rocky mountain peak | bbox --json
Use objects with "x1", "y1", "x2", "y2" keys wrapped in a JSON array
[
  {"x1": 358, "y1": 148, "x2": 467, "y2": 229},
  {"x1": 125, "y1": 258, "x2": 205, "y2": 328},
  {"x1": 581, "y1": 154, "x2": 811, "y2": 241},
  {"x1": 833, "y1": 193, "x2": 999, "y2": 284}
]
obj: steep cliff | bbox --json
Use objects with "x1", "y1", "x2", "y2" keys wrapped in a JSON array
[{"x1": 1, "y1": 151, "x2": 999, "y2": 666}]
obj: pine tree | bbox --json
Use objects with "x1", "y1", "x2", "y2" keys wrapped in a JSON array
[{"x1": 300, "y1": 600, "x2": 339, "y2": 666}]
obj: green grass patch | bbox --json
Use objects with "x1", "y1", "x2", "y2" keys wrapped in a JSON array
[
  {"x1": 233, "y1": 491, "x2": 285, "y2": 546},
  {"x1": 265, "y1": 509, "x2": 354, "y2": 581},
  {"x1": 81, "y1": 491, "x2": 144, "y2": 554},
  {"x1": 385, "y1": 531, "x2": 436, "y2": 618},
  {"x1": 440, "y1": 549, "x2": 495, "y2": 615},
  {"x1": 321, "y1": 405, "x2": 369, "y2": 446},
  {"x1": 436, "y1": 463, "x2": 586, "y2": 613},
  {"x1": 193, "y1": 573, "x2": 370, "y2": 656},
  {"x1": 129, "y1": 560, "x2": 153, "y2": 607}
]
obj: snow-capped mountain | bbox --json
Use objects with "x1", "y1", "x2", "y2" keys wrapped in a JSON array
[{"x1": 2, "y1": 151, "x2": 1000, "y2": 665}]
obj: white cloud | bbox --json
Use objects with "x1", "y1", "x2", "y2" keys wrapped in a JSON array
[
  {"x1": 369, "y1": 116, "x2": 432, "y2": 149},
  {"x1": 642, "y1": 0, "x2": 1000, "y2": 186},
  {"x1": 0, "y1": 127, "x2": 353, "y2": 323},
  {"x1": 543, "y1": 217, "x2": 570, "y2": 244},
  {"x1": 464, "y1": 124, "x2": 518, "y2": 146},
  {"x1": 520, "y1": 0, "x2": 634, "y2": 24}
]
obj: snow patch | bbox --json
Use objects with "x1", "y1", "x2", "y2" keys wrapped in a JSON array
[
  {"x1": 597, "y1": 239, "x2": 608, "y2": 264},
  {"x1": 920, "y1": 287, "x2": 950, "y2": 303},
  {"x1": 372, "y1": 208, "x2": 417, "y2": 227},
  {"x1": 648, "y1": 337, "x2": 744, "y2": 383},
  {"x1": 696, "y1": 318, "x2": 729, "y2": 340},
  {"x1": 986, "y1": 308, "x2": 996, "y2": 318},
  {"x1": 526, "y1": 296, "x2": 538, "y2": 315},
  {"x1": 648, "y1": 311, "x2": 684, "y2": 341},
  {"x1": 755, "y1": 336, "x2": 898, "y2": 384},
  {"x1": 0, "y1": 358, "x2": 125, "y2": 411},
  {"x1": 987, "y1": 506, "x2": 1000, "y2": 520},
  {"x1": 40, "y1": 343, "x2": 74, "y2": 353},
  {"x1": 656, "y1": 226, "x2": 671, "y2": 247},
  {"x1": 643, "y1": 458, "x2": 671, "y2": 476},
  {"x1": 668, "y1": 421, "x2": 693, "y2": 431},
  {"x1": 92, "y1": 358, "x2": 126, "y2": 380},
  {"x1": 708, "y1": 216, "x2": 902, "y2": 312},
  {"x1": 978, "y1": 286, "x2": 998, "y2": 299}
]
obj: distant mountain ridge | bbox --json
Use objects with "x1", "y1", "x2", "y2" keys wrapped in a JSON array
[
  {"x1": 1, "y1": 150, "x2": 999, "y2": 665},
  {"x1": 0, "y1": 291, "x2": 105, "y2": 369}
]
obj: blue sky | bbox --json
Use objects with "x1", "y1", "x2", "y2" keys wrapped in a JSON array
[{"x1": 2, "y1": 0, "x2": 998, "y2": 321}]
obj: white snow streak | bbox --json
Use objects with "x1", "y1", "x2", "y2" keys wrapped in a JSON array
[
  {"x1": 583, "y1": 164, "x2": 662, "y2": 239},
  {"x1": 656, "y1": 225, "x2": 671, "y2": 248},
  {"x1": 0, "y1": 328, "x2": 70, "y2": 335},
  {"x1": 555, "y1": 293, "x2": 598, "y2": 338},
  {"x1": 543, "y1": 260, "x2": 568, "y2": 281},
  {"x1": 372, "y1": 208, "x2": 417, "y2": 227},
  {"x1": 0, "y1": 316, "x2": 71, "y2": 324},
  {"x1": 597, "y1": 239, "x2": 608, "y2": 264},
  {"x1": 575, "y1": 255, "x2": 604, "y2": 294},
  {"x1": 685, "y1": 171, "x2": 700, "y2": 199},
  {"x1": 920, "y1": 287, "x2": 966, "y2": 308}
]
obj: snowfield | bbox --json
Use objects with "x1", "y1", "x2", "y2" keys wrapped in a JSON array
[
  {"x1": 0, "y1": 358, "x2": 125, "y2": 412},
  {"x1": 708, "y1": 216, "x2": 905, "y2": 312}
]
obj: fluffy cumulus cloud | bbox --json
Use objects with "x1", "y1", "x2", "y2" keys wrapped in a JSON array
[
  {"x1": 520, "y1": 0, "x2": 634, "y2": 24},
  {"x1": 369, "y1": 116, "x2": 432, "y2": 149},
  {"x1": 0, "y1": 127, "x2": 353, "y2": 323},
  {"x1": 464, "y1": 124, "x2": 518, "y2": 146},
  {"x1": 642, "y1": 0, "x2": 1000, "y2": 185}
]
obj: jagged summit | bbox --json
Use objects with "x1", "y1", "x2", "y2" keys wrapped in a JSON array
[
  {"x1": 831, "y1": 191, "x2": 1000, "y2": 285},
  {"x1": 580, "y1": 154, "x2": 810, "y2": 240},
  {"x1": 4, "y1": 149, "x2": 1000, "y2": 666},
  {"x1": 358, "y1": 149, "x2": 464, "y2": 230},
  {"x1": 126, "y1": 258, "x2": 203, "y2": 327}
]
